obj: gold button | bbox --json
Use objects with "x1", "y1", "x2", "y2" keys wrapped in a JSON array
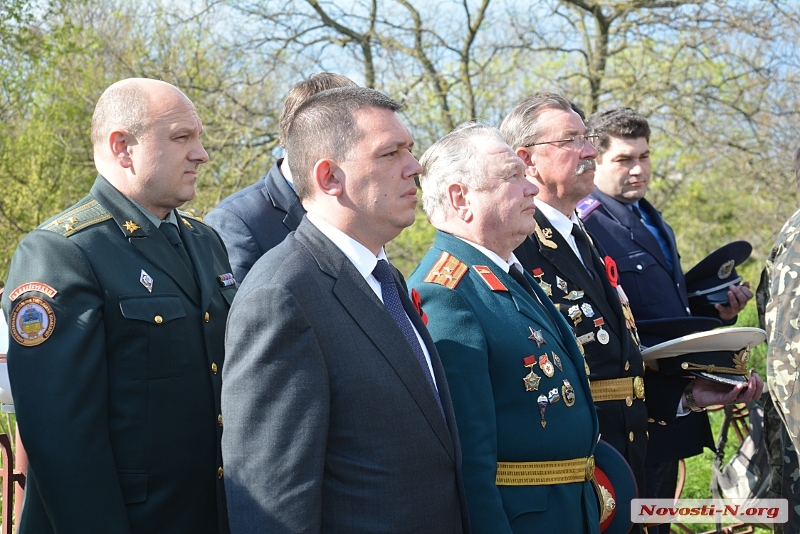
[
  {"x1": 646, "y1": 431, "x2": 650, "y2": 439},
  {"x1": 211, "y1": 362, "x2": 218, "y2": 374},
  {"x1": 658, "y1": 420, "x2": 667, "y2": 426},
  {"x1": 154, "y1": 315, "x2": 163, "y2": 324},
  {"x1": 218, "y1": 414, "x2": 223, "y2": 426},
  {"x1": 647, "y1": 418, "x2": 655, "y2": 423},
  {"x1": 217, "y1": 467, "x2": 223, "y2": 479},
  {"x1": 624, "y1": 361, "x2": 630, "y2": 371},
  {"x1": 625, "y1": 396, "x2": 633, "y2": 407},
  {"x1": 629, "y1": 431, "x2": 634, "y2": 442},
  {"x1": 205, "y1": 312, "x2": 210, "y2": 323}
]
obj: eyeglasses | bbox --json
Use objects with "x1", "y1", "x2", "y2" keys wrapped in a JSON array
[{"x1": 524, "y1": 134, "x2": 599, "y2": 150}]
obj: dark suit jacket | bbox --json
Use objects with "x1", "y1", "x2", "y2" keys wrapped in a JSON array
[
  {"x1": 409, "y1": 231, "x2": 600, "y2": 534},
  {"x1": 205, "y1": 158, "x2": 304, "y2": 284},
  {"x1": 580, "y1": 188, "x2": 714, "y2": 462},
  {"x1": 514, "y1": 209, "x2": 688, "y2": 493},
  {"x1": 2, "y1": 175, "x2": 234, "y2": 534},
  {"x1": 221, "y1": 217, "x2": 468, "y2": 534}
]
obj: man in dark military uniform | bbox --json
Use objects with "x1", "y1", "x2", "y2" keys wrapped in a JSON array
[
  {"x1": 410, "y1": 123, "x2": 602, "y2": 534},
  {"x1": 1, "y1": 78, "x2": 235, "y2": 533},
  {"x1": 580, "y1": 107, "x2": 759, "y2": 534}
]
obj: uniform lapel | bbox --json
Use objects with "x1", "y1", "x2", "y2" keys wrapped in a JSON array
[
  {"x1": 296, "y1": 221, "x2": 455, "y2": 460},
  {"x1": 90, "y1": 176, "x2": 201, "y2": 305},
  {"x1": 177, "y1": 214, "x2": 216, "y2": 312},
  {"x1": 592, "y1": 188, "x2": 673, "y2": 273},
  {"x1": 532, "y1": 213, "x2": 622, "y2": 340},
  {"x1": 265, "y1": 160, "x2": 305, "y2": 232}
]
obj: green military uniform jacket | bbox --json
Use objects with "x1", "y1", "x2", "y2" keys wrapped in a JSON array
[
  {"x1": 409, "y1": 231, "x2": 600, "y2": 534},
  {"x1": 1, "y1": 175, "x2": 235, "y2": 534}
]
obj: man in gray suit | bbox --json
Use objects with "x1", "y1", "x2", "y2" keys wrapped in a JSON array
[{"x1": 221, "y1": 87, "x2": 469, "y2": 533}]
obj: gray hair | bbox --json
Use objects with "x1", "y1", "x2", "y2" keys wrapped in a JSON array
[
  {"x1": 91, "y1": 83, "x2": 151, "y2": 147},
  {"x1": 419, "y1": 122, "x2": 506, "y2": 224},
  {"x1": 500, "y1": 92, "x2": 578, "y2": 150},
  {"x1": 286, "y1": 87, "x2": 403, "y2": 200}
]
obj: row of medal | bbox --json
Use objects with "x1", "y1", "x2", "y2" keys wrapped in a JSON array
[
  {"x1": 522, "y1": 346, "x2": 576, "y2": 428},
  {"x1": 532, "y1": 268, "x2": 631, "y2": 347}
]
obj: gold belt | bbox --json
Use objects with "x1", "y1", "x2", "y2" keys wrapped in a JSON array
[
  {"x1": 590, "y1": 376, "x2": 645, "y2": 403},
  {"x1": 496, "y1": 456, "x2": 594, "y2": 486}
]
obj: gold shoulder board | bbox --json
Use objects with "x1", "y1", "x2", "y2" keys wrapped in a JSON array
[{"x1": 423, "y1": 251, "x2": 468, "y2": 289}]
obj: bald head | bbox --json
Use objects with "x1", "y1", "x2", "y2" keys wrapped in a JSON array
[{"x1": 91, "y1": 79, "x2": 193, "y2": 152}]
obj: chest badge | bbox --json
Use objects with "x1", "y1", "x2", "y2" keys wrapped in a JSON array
[{"x1": 140, "y1": 270, "x2": 154, "y2": 293}]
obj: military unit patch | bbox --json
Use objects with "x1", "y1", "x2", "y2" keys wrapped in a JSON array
[
  {"x1": 10, "y1": 296, "x2": 55, "y2": 347},
  {"x1": 423, "y1": 252, "x2": 468, "y2": 289}
]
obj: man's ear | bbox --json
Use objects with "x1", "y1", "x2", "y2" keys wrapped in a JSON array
[
  {"x1": 516, "y1": 147, "x2": 537, "y2": 178},
  {"x1": 313, "y1": 159, "x2": 343, "y2": 197},
  {"x1": 447, "y1": 182, "x2": 473, "y2": 222},
  {"x1": 109, "y1": 130, "x2": 134, "y2": 169}
]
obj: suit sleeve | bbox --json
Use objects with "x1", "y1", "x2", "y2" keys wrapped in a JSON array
[
  {"x1": 221, "y1": 281, "x2": 328, "y2": 534},
  {"x1": 204, "y1": 207, "x2": 262, "y2": 284},
  {"x1": 416, "y1": 283, "x2": 514, "y2": 534},
  {"x1": 2, "y1": 231, "x2": 131, "y2": 533}
]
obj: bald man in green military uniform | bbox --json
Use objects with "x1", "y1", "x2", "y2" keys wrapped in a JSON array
[
  {"x1": 409, "y1": 123, "x2": 602, "y2": 533},
  {"x1": 1, "y1": 78, "x2": 235, "y2": 533}
]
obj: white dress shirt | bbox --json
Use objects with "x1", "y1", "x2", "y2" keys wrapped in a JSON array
[{"x1": 307, "y1": 213, "x2": 437, "y2": 388}]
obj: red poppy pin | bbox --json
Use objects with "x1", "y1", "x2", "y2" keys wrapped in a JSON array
[
  {"x1": 604, "y1": 256, "x2": 619, "y2": 288},
  {"x1": 411, "y1": 288, "x2": 429, "y2": 325}
]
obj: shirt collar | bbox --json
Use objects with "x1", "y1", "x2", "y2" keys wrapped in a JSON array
[
  {"x1": 534, "y1": 198, "x2": 578, "y2": 241},
  {"x1": 453, "y1": 235, "x2": 518, "y2": 274},
  {"x1": 306, "y1": 212, "x2": 387, "y2": 279},
  {"x1": 128, "y1": 199, "x2": 178, "y2": 228}
]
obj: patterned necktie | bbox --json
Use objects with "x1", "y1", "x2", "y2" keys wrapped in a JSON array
[
  {"x1": 159, "y1": 222, "x2": 194, "y2": 274},
  {"x1": 372, "y1": 259, "x2": 444, "y2": 415}
]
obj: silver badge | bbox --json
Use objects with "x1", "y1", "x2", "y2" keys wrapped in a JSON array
[
  {"x1": 581, "y1": 303, "x2": 595, "y2": 317},
  {"x1": 597, "y1": 327, "x2": 610, "y2": 345},
  {"x1": 140, "y1": 270, "x2": 153, "y2": 293},
  {"x1": 556, "y1": 276, "x2": 568, "y2": 293}
]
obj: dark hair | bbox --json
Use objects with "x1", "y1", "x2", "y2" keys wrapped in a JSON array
[
  {"x1": 279, "y1": 73, "x2": 357, "y2": 147},
  {"x1": 586, "y1": 107, "x2": 651, "y2": 158},
  {"x1": 500, "y1": 92, "x2": 579, "y2": 150},
  {"x1": 286, "y1": 87, "x2": 403, "y2": 200}
]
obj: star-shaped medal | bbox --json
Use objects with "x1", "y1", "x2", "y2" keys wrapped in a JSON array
[
  {"x1": 124, "y1": 220, "x2": 141, "y2": 233},
  {"x1": 528, "y1": 327, "x2": 546, "y2": 347}
]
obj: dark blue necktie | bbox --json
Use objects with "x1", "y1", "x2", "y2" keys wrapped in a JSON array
[{"x1": 372, "y1": 259, "x2": 444, "y2": 415}]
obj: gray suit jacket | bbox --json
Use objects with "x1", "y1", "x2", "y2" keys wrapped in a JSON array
[{"x1": 221, "y1": 217, "x2": 469, "y2": 533}]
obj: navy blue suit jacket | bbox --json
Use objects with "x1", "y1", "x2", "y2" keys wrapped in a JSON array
[{"x1": 205, "y1": 159, "x2": 305, "y2": 284}]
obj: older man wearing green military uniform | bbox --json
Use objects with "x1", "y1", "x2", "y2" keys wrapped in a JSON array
[
  {"x1": 409, "y1": 123, "x2": 602, "y2": 533},
  {"x1": 1, "y1": 78, "x2": 235, "y2": 533}
]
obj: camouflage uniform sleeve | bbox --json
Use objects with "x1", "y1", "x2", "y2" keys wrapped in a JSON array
[{"x1": 765, "y1": 207, "x2": 800, "y2": 457}]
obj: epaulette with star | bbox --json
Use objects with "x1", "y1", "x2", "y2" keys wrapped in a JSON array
[
  {"x1": 423, "y1": 251, "x2": 468, "y2": 289},
  {"x1": 575, "y1": 197, "x2": 601, "y2": 219},
  {"x1": 177, "y1": 209, "x2": 204, "y2": 229},
  {"x1": 39, "y1": 198, "x2": 111, "y2": 237}
]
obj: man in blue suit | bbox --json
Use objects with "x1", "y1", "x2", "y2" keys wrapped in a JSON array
[
  {"x1": 409, "y1": 123, "x2": 601, "y2": 533},
  {"x1": 205, "y1": 73, "x2": 356, "y2": 283}
]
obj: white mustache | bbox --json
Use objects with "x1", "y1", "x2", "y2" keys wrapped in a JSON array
[{"x1": 574, "y1": 159, "x2": 596, "y2": 176}]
